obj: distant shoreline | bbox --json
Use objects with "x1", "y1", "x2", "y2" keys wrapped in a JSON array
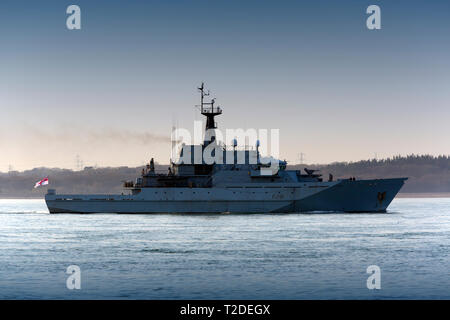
[{"x1": 395, "y1": 192, "x2": 450, "y2": 198}]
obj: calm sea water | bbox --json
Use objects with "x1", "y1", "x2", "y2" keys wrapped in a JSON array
[{"x1": 0, "y1": 198, "x2": 449, "y2": 299}]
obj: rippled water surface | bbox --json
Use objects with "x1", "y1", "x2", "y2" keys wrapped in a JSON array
[{"x1": 0, "y1": 198, "x2": 449, "y2": 299}]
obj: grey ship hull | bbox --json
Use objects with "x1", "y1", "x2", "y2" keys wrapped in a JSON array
[{"x1": 45, "y1": 178, "x2": 406, "y2": 214}]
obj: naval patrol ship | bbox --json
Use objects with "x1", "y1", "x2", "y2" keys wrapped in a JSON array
[{"x1": 45, "y1": 84, "x2": 407, "y2": 214}]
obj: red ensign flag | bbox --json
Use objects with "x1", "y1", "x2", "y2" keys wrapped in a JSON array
[{"x1": 34, "y1": 177, "x2": 49, "y2": 189}]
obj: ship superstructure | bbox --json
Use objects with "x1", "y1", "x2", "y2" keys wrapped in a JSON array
[{"x1": 45, "y1": 84, "x2": 407, "y2": 213}]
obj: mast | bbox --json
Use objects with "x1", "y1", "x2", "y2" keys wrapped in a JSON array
[{"x1": 198, "y1": 82, "x2": 222, "y2": 146}]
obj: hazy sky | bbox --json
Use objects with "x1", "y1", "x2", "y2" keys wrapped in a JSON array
[{"x1": 0, "y1": 0, "x2": 449, "y2": 171}]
